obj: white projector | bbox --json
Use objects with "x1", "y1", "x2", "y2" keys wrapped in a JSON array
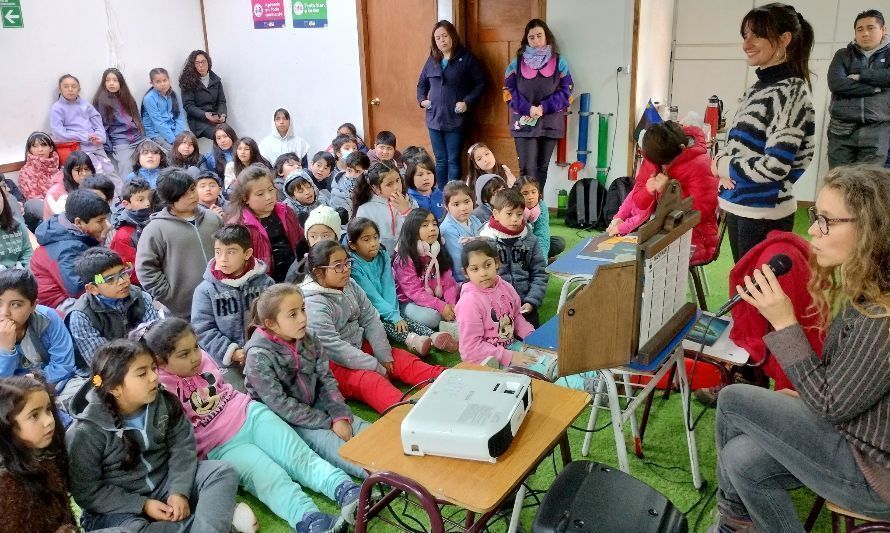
[{"x1": 400, "y1": 368, "x2": 532, "y2": 463}]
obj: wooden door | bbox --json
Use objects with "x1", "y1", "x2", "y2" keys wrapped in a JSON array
[
  {"x1": 358, "y1": 0, "x2": 438, "y2": 153},
  {"x1": 464, "y1": 0, "x2": 545, "y2": 173}
]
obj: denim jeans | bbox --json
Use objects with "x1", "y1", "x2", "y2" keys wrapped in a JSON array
[
  {"x1": 293, "y1": 418, "x2": 370, "y2": 479},
  {"x1": 400, "y1": 302, "x2": 442, "y2": 330},
  {"x1": 428, "y1": 128, "x2": 464, "y2": 187},
  {"x1": 716, "y1": 384, "x2": 890, "y2": 532}
]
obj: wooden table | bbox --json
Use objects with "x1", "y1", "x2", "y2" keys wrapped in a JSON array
[{"x1": 339, "y1": 363, "x2": 591, "y2": 532}]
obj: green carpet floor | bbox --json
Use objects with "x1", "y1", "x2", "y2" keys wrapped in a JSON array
[{"x1": 246, "y1": 208, "x2": 834, "y2": 532}]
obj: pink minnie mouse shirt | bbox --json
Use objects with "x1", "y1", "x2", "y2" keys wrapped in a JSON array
[{"x1": 454, "y1": 275, "x2": 534, "y2": 366}]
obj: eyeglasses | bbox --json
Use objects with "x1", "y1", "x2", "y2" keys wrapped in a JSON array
[
  {"x1": 318, "y1": 259, "x2": 354, "y2": 274},
  {"x1": 807, "y1": 206, "x2": 857, "y2": 235},
  {"x1": 93, "y1": 266, "x2": 133, "y2": 285},
  {"x1": 194, "y1": 60, "x2": 209, "y2": 65}
]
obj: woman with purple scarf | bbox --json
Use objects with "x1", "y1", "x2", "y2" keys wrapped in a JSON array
[{"x1": 503, "y1": 19, "x2": 573, "y2": 193}]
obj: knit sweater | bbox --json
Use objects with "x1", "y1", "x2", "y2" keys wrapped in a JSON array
[
  {"x1": 0, "y1": 457, "x2": 76, "y2": 533},
  {"x1": 764, "y1": 305, "x2": 890, "y2": 503},
  {"x1": 18, "y1": 152, "x2": 60, "y2": 201},
  {"x1": 716, "y1": 63, "x2": 815, "y2": 220}
]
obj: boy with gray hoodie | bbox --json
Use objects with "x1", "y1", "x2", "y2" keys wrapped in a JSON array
[
  {"x1": 192, "y1": 224, "x2": 274, "y2": 391},
  {"x1": 283, "y1": 169, "x2": 329, "y2": 226}
]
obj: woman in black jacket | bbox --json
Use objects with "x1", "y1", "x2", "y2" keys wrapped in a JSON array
[
  {"x1": 179, "y1": 50, "x2": 228, "y2": 139},
  {"x1": 416, "y1": 20, "x2": 486, "y2": 188}
]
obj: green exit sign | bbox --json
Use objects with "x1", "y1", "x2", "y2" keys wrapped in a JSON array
[{"x1": 1, "y1": 0, "x2": 22, "y2": 29}]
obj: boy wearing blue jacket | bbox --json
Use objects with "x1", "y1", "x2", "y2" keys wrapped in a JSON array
[
  {"x1": 192, "y1": 225, "x2": 275, "y2": 391},
  {"x1": 0, "y1": 269, "x2": 82, "y2": 405}
]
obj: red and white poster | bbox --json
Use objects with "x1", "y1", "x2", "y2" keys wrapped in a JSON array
[{"x1": 252, "y1": 0, "x2": 285, "y2": 29}]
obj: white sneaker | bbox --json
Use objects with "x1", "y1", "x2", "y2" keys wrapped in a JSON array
[{"x1": 231, "y1": 502, "x2": 258, "y2": 533}]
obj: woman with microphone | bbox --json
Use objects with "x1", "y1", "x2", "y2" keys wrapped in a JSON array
[{"x1": 711, "y1": 165, "x2": 890, "y2": 531}]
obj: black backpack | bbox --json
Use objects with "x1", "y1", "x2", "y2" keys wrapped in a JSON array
[
  {"x1": 565, "y1": 178, "x2": 605, "y2": 229},
  {"x1": 602, "y1": 176, "x2": 633, "y2": 226}
]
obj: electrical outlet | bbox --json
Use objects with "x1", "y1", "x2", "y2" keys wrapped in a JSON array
[{"x1": 617, "y1": 64, "x2": 631, "y2": 75}]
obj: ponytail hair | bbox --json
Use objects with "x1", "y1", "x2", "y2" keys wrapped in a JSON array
[
  {"x1": 246, "y1": 283, "x2": 304, "y2": 338},
  {"x1": 352, "y1": 161, "x2": 398, "y2": 215},
  {"x1": 740, "y1": 3, "x2": 813, "y2": 87},
  {"x1": 146, "y1": 67, "x2": 181, "y2": 118},
  {"x1": 137, "y1": 318, "x2": 194, "y2": 364}
]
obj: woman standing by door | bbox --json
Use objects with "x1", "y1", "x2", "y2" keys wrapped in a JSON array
[
  {"x1": 180, "y1": 50, "x2": 228, "y2": 140},
  {"x1": 504, "y1": 18, "x2": 573, "y2": 195},
  {"x1": 417, "y1": 20, "x2": 487, "y2": 188}
]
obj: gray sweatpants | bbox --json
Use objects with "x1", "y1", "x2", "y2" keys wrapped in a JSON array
[{"x1": 80, "y1": 460, "x2": 240, "y2": 532}]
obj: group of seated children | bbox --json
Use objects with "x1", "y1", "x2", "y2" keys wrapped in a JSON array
[{"x1": 2, "y1": 65, "x2": 723, "y2": 531}]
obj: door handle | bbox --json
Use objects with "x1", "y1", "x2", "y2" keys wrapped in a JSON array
[{"x1": 370, "y1": 97, "x2": 381, "y2": 106}]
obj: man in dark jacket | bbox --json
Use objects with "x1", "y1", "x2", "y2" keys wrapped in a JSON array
[{"x1": 827, "y1": 9, "x2": 890, "y2": 168}]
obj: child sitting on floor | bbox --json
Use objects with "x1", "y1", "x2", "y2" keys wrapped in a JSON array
[
  {"x1": 66, "y1": 339, "x2": 248, "y2": 532},
  {"x1": 110, "y1": 178, "x2": 153, "y2": 285},
  {"x1": 0, "y1": 270, "x2": 82, "y2": 404},
  {"x1": 391, "y1": 209, "x2": 459, "y2": 333},
  {"x1": 191, "y1": 224, "x2": 274, "y2": 391},
  {"x1": 348, "y1": 217, "x2": 458, "y2": 356},
  {"x1": 301, "y1": 241, "x2": 445, "y2": 414},
  {"x1": 479, "y1": 188, "x2": 548, "y2": 327},
  {"x1": 146, "y1": 317, "x2": 360, "y2": 533},
  {"x1": 67, "y1": 247, "x2": 160, "y2": 377},
  {"x1": 0, "y1": 375, "x2": 78, "y2": 532},
  {"x1": 32, "y1": 189, "x2": 111, "y2": 311},
  {"x1": 243, "y1": 283, "x2": 370, "y2": 480},
  {"x1": 439, "y1": 181, "x2": 484, "y2": 283}
]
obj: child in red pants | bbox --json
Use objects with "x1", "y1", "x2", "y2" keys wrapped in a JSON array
[{"x1": 301, "y1": 240, "x2": 445, "y2": 413}]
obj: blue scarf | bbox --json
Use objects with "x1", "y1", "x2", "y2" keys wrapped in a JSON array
[{"x1": 522, "y1": 45, "x2": 552, "y2": 70}]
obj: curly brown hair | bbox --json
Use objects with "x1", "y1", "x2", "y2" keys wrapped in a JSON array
[
  {"x1": 807, "y1": 165, "x2": 890, "y2": 325},
  {"x1": 179, "y1": 50, "x2": 212, "y2": 92}
]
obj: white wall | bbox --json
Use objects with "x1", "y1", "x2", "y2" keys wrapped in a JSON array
[
  {"x1": 636, "y1": 0, "x2": 676, "y2": 123},
  {"x1": 0, "y1": 0, "x2": 205, "y2": 164},
  {"x1": 201, "y1": 1, "x2": 365, "y2": 156},
  {"x1": 670, "y1": 0, "x2": 878, "y2": 202},
  {"x1": 543, "y1": 0, "x2": 635, "y2": 205}
]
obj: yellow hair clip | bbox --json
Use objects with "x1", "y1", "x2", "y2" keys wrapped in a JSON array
[{"x1": 92, "y1": 375, "x2": 103, "y2": 388}]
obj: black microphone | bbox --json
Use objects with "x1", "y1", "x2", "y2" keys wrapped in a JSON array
[{"x1": 714, "y1": 254, "x2": 793, "y2": 317}]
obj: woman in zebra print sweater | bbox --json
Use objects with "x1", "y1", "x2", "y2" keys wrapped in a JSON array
[{"x1": 713, "y1": 3, "x2": 816, "y2": 262}]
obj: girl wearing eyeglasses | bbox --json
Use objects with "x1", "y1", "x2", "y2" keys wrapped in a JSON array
[
  {"x1": 712, "y1": 165, "x2": 890, "y2": 530},
  {"x1": 301, "y1": 240, "x2": 445, "y2": 414},
  {"x1": 179, "y1": 50, "x2": 227, "y2": 140}
]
